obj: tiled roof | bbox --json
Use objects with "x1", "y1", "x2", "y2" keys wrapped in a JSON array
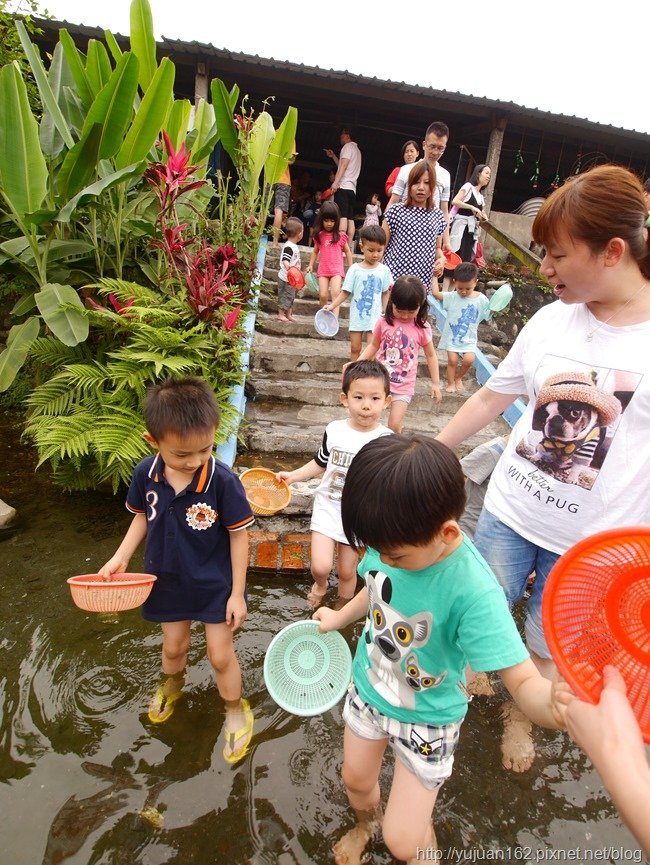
[{"x1": 33, "y1": 18, "x2": 650, "y2": 143}]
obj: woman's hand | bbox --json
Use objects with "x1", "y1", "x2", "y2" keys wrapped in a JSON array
[{"x1": 430, "y1": 383, "x2": 442, "y2": 403}]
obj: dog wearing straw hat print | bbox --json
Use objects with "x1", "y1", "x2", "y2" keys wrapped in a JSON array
[{"x1": 515, "y1": 370, "x2": 622, "y2": 486}]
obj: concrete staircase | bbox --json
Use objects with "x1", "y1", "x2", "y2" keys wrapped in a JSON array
[{"x1": 235, "y1": 244, "x2": 511, "y2": 552}]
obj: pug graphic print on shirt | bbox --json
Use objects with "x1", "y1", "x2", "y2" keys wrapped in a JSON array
[{"x1": 480, "y1": 299, "x2": 650, "y2": 553}]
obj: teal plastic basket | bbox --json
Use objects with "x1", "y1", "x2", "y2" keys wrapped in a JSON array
[
  {"x1": 263, "y1": 620, "x2": 352, "y2": 716},
  {"x1": 305, "y1": 272, "x2": 319, "y2": 296}
]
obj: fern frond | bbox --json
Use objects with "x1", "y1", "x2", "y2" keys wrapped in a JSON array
[
  {"x1": 26, "y1": 412, "x2": 96, "y2": 463},
  {"x1": 26, "y1": 376, "x2": 78, "y2": 416}
]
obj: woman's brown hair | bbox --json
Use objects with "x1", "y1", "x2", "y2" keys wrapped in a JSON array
[
  {"x1": 533, "y1": 165, "x2": 650, "y2": 279},
  {"x1": 406, "y1": 160, "x2": 436, "y2": 210}
]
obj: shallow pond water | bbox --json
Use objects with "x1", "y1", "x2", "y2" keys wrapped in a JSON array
[{"x1": 0, "y1": 412, "x2": 643, "y2": 864}]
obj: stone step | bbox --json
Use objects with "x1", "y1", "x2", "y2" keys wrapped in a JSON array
[
  {"x1": 249, "y1": 331, "x2": 501, "y2": 377},
  {"x1": 242, "y1": 399, "x2": 509, "y2": 455},
  {"x1": 258, "y1": 286, "x2": 351, "y2": 320},
  {"x1": 248, "y1": 370, "x2": 480, "y2": 407}
]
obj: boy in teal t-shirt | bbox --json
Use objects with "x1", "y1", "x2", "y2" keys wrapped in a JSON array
[{"x1": 314, "y1": 434, "x2": 564, "y2": 864}]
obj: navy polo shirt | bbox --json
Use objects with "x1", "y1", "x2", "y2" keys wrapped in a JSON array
[{"x1": 126, "y1": 454, "x2": 254, "y2": 623}]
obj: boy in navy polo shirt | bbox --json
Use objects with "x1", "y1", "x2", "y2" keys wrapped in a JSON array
[{"x1": 100, "y1": 377, "x2": 255, "y2": 763}]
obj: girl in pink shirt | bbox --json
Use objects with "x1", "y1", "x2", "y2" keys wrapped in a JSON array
[
  {"x1": 306, "y1": 201, "x2": 353, "y2": 314},
  {"x1": 356, "y1": 275, "x2": 442, "y2": 431}
]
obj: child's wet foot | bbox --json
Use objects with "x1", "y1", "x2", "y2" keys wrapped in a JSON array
[
  {"x1": 455, "y1": 378, "x2": 465, "y2": 391},
  {"x1": 307, "y1": 582, "x2": 328, "y2": 607},
  {"x1": 467, "y1": 671, "x2": 495, "y2": 697},
  {"x1": 333, "y1": 823, "x2": 375, "y2": 865},
  {"x1": 223, "y1": 698, "x2": 254, "y2": 764},
  {"x1": 277, "y1": 312, "x2": 289, "y2": 321},
  {"x1": 286, "y1": 310, "x2": 295, "y2": 321},
  {"x1": 501, "y1": 700, "x2": 535, "y2": 772},
  {"x1": 445, "y1": 383, "x2": 456, "y2": 393},
  {"x1": 147, "y1": 673, "x2": 185, "y2": 723}
]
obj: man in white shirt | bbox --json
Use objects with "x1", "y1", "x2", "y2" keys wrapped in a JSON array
[
  {"x1": 325, "y1": 127, "x2": 362, "y2": 243},
  {"x1": 386, "y1": 121, "x2": 451, "y2": 249}
]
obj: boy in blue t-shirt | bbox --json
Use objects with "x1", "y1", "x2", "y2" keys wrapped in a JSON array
[
  {"x1": 431, "y1": 261, "x2": 491, "y2": 393},
  {"x1": 314, "y1": 434, "x2": 564, "y2": 863},
  {"x1": 100, "y1": 377, "x2": 255, "y2": 763}
]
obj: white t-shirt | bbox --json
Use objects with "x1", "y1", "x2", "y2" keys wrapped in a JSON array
[
  {"x1": 392, "y1": 160, "x2": 451, "y2": 208},
  {"x1": 482, "y1": 300, "x2": 650, "y2": 554},
  {"x1": 278, "y1": 240, "x2": 300, "y2": 281},
  {"x1": 311, "y1": 418, "x2": 391, "y2": 543},
  {"x1": 339, "y1": 141, "x2": 362, "y2": 191}
]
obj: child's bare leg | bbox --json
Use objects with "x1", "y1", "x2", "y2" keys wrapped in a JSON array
[
  {"x1": 336, "y1": 542, "x2": 359, "y2": 600},
  {"x1": 148, "y1": 621, "x2": 190, "y2": 721},
  {"x1": 455, "y1": 351, "x2": 475, "y2": 390},
  {"x1": 318, "y1": 276, "x2": 330, "y2": 308},
  {"x1": 329, "y1": 276, "x2": 343, "y2": 318},
  {"x1": 388, "y1": 398, "x2": 409, "y2": 434},
  {"x1": 334, "y1": 726, "x2": 386, "y2": 865},
  {"x1": 446, "y1": 351, "x2": 459, "y2": 392},
  {"x1": 383, "y1": 759, "x2": 440, "y2": 863},
  {"x1": 349, "y1": 331, "x2": 363, "y2": 361},
  {"x1": 309, "y1": 531, "x2": 336, "y2": 602},
  {"x1": 205, "y1": 622, "x2": 242, "y2": 701},
  {"x1": 206, "y1": 623, "x2": 253, "y2": 762},
  {"x1": 160, "y1": 620, "x2": 191, "y2": 675}
]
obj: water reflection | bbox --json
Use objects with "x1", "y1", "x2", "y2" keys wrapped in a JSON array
[{"x1": 0, "y1": 412, "x2": 643, "y2": 864}]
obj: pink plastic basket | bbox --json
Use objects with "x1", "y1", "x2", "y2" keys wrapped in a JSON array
[{"x1": 67, "y1": 573, "x2": 157, "y2": 613}]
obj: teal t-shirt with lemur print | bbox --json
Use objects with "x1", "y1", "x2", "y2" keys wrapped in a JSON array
[{"x1": 352, "y1": 537, "x2": 528, "y2": 725}]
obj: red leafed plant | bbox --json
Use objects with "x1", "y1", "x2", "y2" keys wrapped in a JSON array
[{"x1": 145, "y1": 132, "x2": 250, "y2": 328}]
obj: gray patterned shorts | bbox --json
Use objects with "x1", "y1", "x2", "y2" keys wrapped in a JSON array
[
  {"x1": 343, "y1": 683, "x2": 462, "y2": 790},
  {"x1": 273, "y1": 183, "x2": 291, "y2": 214}
]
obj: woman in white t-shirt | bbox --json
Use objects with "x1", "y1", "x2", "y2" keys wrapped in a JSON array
[
  {"x1": 437, "y1": 164, "x2": 650, "y2": 771},
  {"x1": 442, "y1": 164, "x2": 491, "y2": 291}
]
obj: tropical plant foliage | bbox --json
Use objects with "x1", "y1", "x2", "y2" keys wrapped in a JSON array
[{"x1": 0, "y1": 0, "x2": 297, "y2": 489}]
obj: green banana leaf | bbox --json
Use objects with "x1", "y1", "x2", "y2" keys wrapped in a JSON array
[
  {"x1": 10, "y1": 293, "x2": 37, "y2": 316},
  {"x1": 247, "y1": 111, "x2": 275, "y2": 197},
  {"x1": 228, "y1": 84, "x2": 240, "y2": 112},
  {"x1": 0, "y1": 62, "x2": 48, "y2": 220},
  {"x1": 46, "y1": 240, "x2": 95, "y2": 262},
  {"x1": 0, "y1": 237, "x2": 32, "y2": 261},
  {"x1": 35, "y1": 283, "x2": 89, "y2": 346},
  {"x1": 57, "y1": 123, "x2": 103, "y2": 200},
  {"x1": 16, "y1": 21, "x2": 75, "y2": 154},
  {"x1": 0, "y1": 316, "x2": 40, "y2": 392},
  {"x1": 211, "y1": 78, "x2": 238, "y2": 163},
  {"x1": 189, "y1": 99, "x2": 216, "y2": 172},
  {"x1": 57, "y1": 163, "x2": 143, "y2": 222},
  {"x1": 166, "y1": 99, "x2": 192, "y2": 153},
  {"x1": 59, "y1": 29, "x2": 93, "y2": 111},
  {"x1": 80, "y1": 52, "x2": 139, "y2": 161},
  {"x1": 85, "y1": 39, "x2": 113, "y2": 96},
  {"x1": 39, "y1": 43, "x2": 75, "y2": 159},
  {"x1": 62, "y1": 86, "x2": 85, "y2": 137},
  {"x1": 265, "y1": 106, "x2": 298, "y2": 187},
  {"x1": 115, "y1": 58, "x2": 174, "y2": 170},
  {"x1": 130, "y1": 0, "x2": 157, "y2": 92},
  {"x1": 104, "y1": 30, "x2": 123, "y2": 64}
]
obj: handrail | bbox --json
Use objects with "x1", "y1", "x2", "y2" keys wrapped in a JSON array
[
  {"x1": 216, "y1": 236, "x2": 267, "y2": 468},
  {"x1": 482, "y1": 219, "x2": 542, "y2": 272}
]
